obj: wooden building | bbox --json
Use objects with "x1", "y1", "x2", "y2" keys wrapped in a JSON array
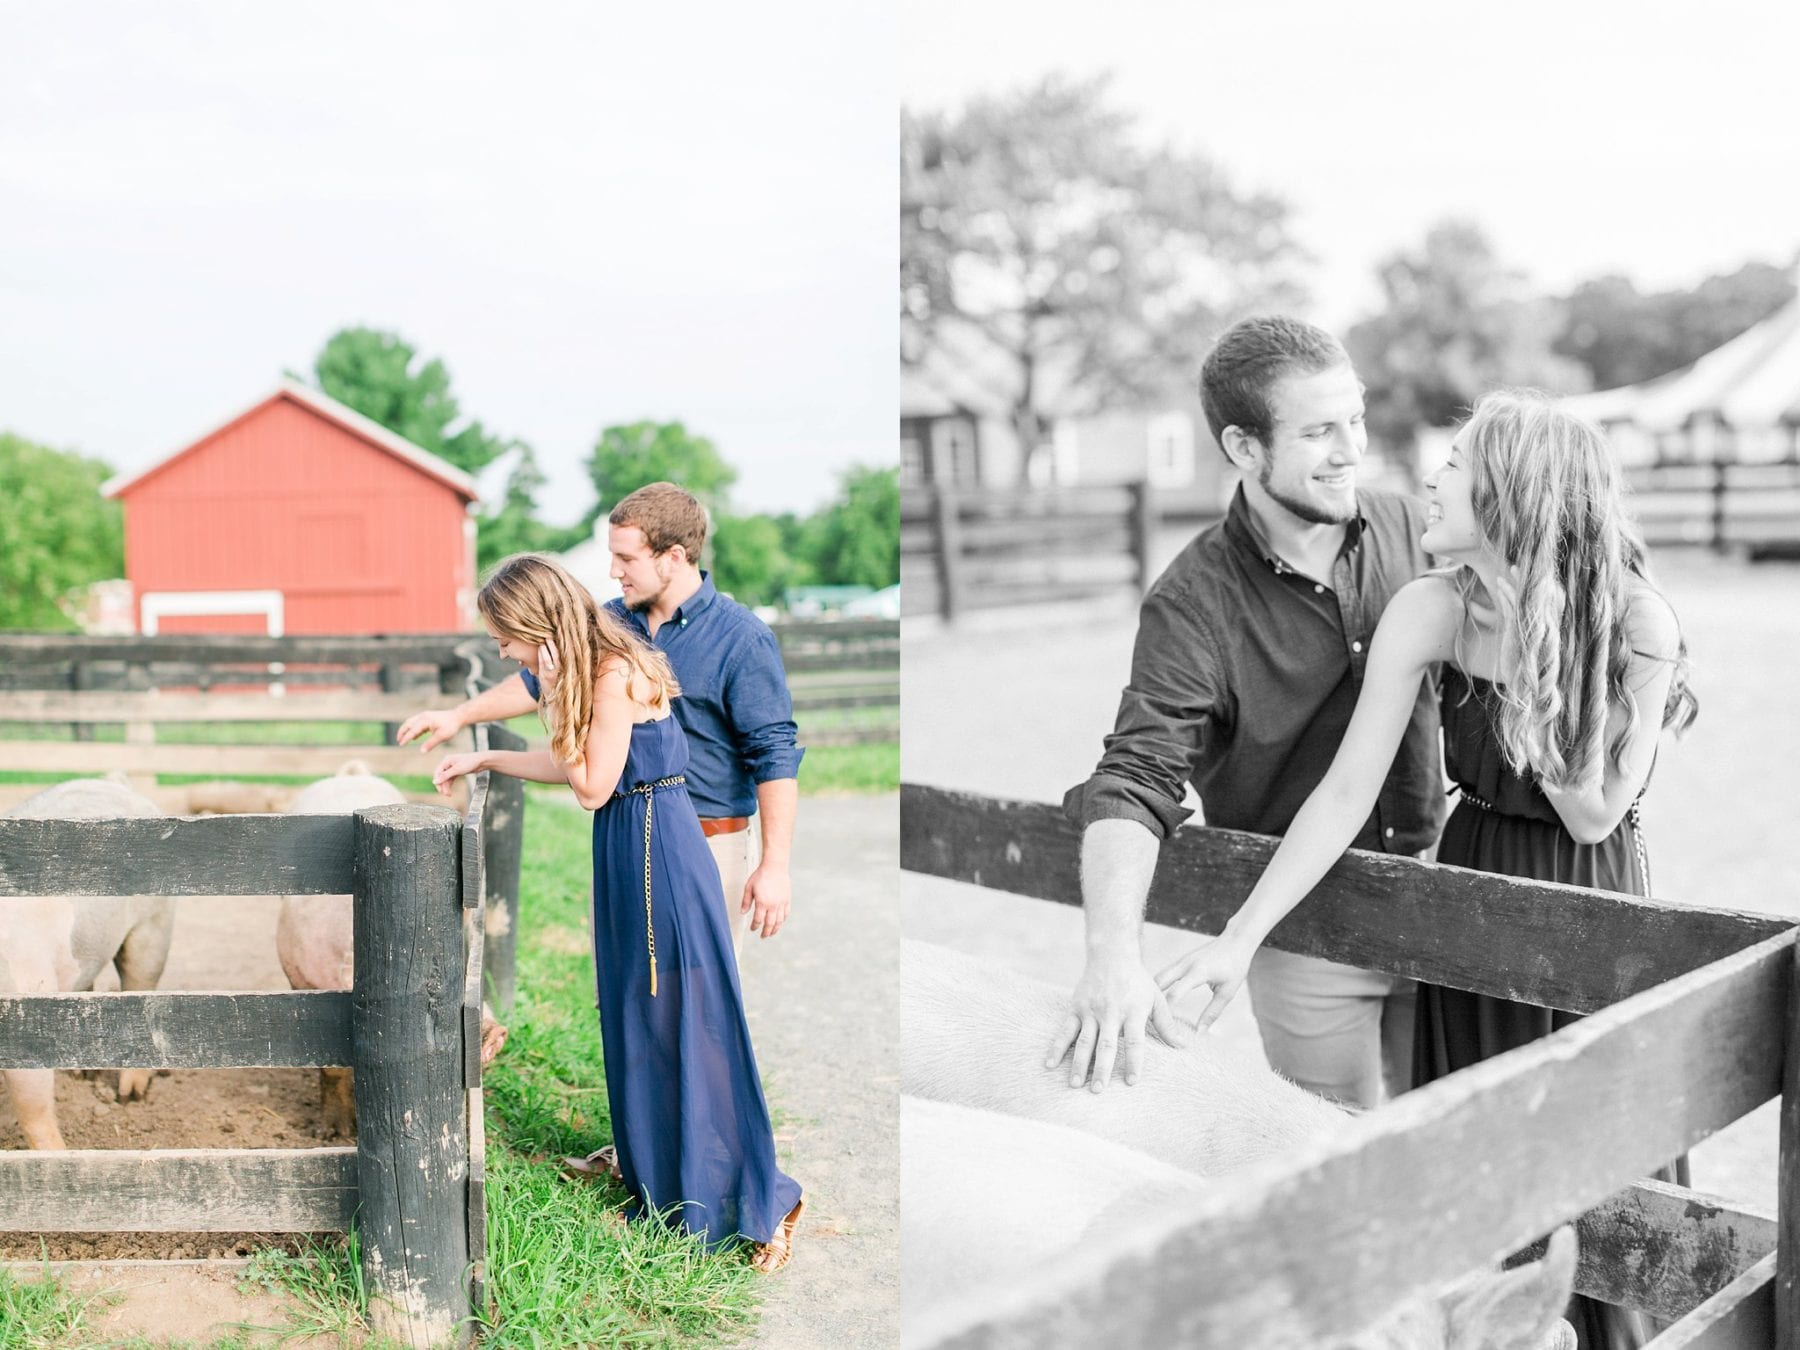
[{"x1": 103, "y1": 380, "x2": 479, "y2": 635}]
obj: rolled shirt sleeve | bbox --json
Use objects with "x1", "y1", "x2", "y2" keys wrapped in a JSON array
[
  {"x1": 722, "y1": 624, "x2": 805, "y2": 784},
  {"x1": 1062, "y1": 584, "x2": 1218, "y2": 841}
]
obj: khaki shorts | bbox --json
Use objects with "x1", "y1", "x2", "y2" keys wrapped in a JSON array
[
  {"x1": 1245, "y1": 946, "x2": 1415, "y2": 1109},
  {"x1": 705, "y1": 820, "x2": 758, "y2": 958}
]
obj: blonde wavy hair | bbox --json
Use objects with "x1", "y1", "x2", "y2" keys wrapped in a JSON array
[
  {"x1": 476, "y1": 554, "x2": 679, "y2": 766},
  {"x1": 1447, "y1": 391, "x2": 1697, "y2": 790}
]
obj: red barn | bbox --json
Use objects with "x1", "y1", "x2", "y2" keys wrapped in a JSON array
[{"x1": 104, "y1": 380, "x2": 480, "y2": 635}]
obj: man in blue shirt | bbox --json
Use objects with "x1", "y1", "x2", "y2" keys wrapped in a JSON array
[{"x1": 398, "y1": 481, "x2": 803, "y2": 948}]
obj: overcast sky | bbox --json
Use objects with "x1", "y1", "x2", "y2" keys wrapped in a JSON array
[
  {"x1": 2, "y1": 2, "x2": 894, "y2": 525},
  {"x1": 904, "y1": 0, "x2": 1800, "y2": 332}
]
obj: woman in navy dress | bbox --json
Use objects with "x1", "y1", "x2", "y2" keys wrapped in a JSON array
[
  {"x1": 1151, "y1": 391, "x2": 1696, "y2": 1349},
  {"x1": 435, "y1": 553, "x2": 804, "y2": 1271}
]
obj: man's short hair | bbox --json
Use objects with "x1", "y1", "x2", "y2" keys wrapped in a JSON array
[
  {"x1": 1199, "y1": 316, "x2": 1350, "y2": 451},
  {"x1": 609, "y1": 482, "x2": 710, "y2": 559}
]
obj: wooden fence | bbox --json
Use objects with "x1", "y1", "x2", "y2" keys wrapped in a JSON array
[
  {"x1": 901, "y1": 783, "x2": 1797, "y2": 1347},
  {"x1": 0, "y1": 732, "x2": 514, "y2": 1347},
  {"x1": 0, "y1": 623, "x2": 899, "y2": 753},
  {"x1": 900, "y1": 460, "x2": 1800, "y2": 621},
  {"x1": 900, "y1": 485, "x2": 1156, "y2": 622},
  {"x1": 1624, "y1": 461, "x2": 1800, "y2": 555}
]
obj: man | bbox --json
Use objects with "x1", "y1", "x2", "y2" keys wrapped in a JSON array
[
  {"x1": 1048, "y1": 315, "x2": 1443, "y2": 1109},
  {"x1": 397, "y1": 481, "x2": 802, "y2": 948}
]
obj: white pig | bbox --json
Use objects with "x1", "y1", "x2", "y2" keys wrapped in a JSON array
[
  {"x1": 901, "y1": 940, "x2": 1576, "y2": 1350},
  {"x1": 1, "y1": 776, "x2": 175, "y2": 1150},
  {"x1": 276, "y1": 761, "x2": 409, "y2": 1136}
]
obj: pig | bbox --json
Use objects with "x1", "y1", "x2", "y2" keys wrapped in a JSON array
[
  {"x1": 1, "y1": 776, "x2": 176, "y2": 1150},
  {"x1": 276, "y1": 761, "x2": 410, "y2": 1136},
  {"x1": 901, "y1": 940, "x2": 1577, "y2": 1350}
]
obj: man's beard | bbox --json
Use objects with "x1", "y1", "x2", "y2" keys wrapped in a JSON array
[{"x1": 1259, "y1": 459, "x2": 1357, "y2": 526}]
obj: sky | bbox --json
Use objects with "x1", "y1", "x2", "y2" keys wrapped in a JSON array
[
  {"x1": 1, "y1": 2, "x2": 895, "y2": 526},
  {"x1": 903, "y1": 0, "x2": 1800, "y2": 331}
]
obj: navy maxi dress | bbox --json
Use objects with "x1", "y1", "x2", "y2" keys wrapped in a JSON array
[
  {"x1": 1414, "y1": 668, "x2": 1682, "y2": 1350},
  {"x1": 522, "y1": 670, "x2": 801, "y2": 1249}
]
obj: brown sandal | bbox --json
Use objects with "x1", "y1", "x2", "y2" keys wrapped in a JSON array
[
  {"x1": 559, "y1": 1145, "x2": 622, "y2": 1184},
  {"x1": 749, "y1": 1197, "x2": 805, "y2": 1275}
]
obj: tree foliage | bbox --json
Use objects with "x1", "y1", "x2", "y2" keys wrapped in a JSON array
[
  {"x1": 798, "y1": 466, "x2": 898, "y2": 591},
  {"x1": 1345, "y1": 221, "x2": 1589, "y2": 460},
  {"x1": 1553, "y1": 260, "x2": 1796, "y2": 390},
  {"x1": 581, "y1": 421, "x2": 738, "y2": 529},
  {"x1": 903, "y1": 74, "x2": 1306, "y2": 479},
  {"x1": 0, "y1": 433, "x2": 123, "y2": 630}
]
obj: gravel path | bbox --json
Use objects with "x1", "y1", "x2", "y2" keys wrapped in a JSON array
[{"x1": 732, "y1": 791, "x2": 900, "y2": 1348}]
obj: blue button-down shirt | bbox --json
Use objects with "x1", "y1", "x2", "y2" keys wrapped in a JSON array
[{"x1": 595, "y1": 574, "x2": 803, "y2": 817}]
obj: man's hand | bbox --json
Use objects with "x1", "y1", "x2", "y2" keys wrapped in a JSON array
[
  {"x1": 1045, "y1": 950, "x2": 1190, "y2": 1093},
  {"x1": 741, "y1": 862, "x2": 791, "y2": 939},
  {"x1": 1154, "y1": 934, "x2": 1255, "y2": 1036},
  {"x1": 396, "y1": 708, "x2": 465, "y2": 754}
]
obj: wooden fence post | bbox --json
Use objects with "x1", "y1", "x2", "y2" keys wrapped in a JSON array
[
  {"x1": 1712, "y1": 461, "x2": 1730, "y2": 555},
  {"x1": 931, "y1": 483, "x2": 964, "y2": 622},
  {"x1": 353, "y1": 804, "x2": 470, "y2": 1349},
  {"x1": 1127, "y1": 481, "x2": 1155, "y2": 594},
  {"x1": 1778, "y1": 939, "x2": 1800, "y2": 1345},
  {"x1": 481, "y1": 724, "x2": 527, "y2": 1015}
]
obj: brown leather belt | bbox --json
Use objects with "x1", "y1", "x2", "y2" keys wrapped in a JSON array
[{"x1": 699, "y1": 815, "x2": 750, "y2": 838}]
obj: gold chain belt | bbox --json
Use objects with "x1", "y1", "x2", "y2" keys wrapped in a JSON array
[
  {"x1": 615, "y1": 775, "x2": 687, "y2": 997},
  {"x1": 1454, "y1": 786, "x2": 1652, "y2": 894}
]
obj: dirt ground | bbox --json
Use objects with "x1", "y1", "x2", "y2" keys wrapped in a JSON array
[
  {"x1": 901, "y1": 546, "x2": 1800, "y2": 1213},
  {"x1": 0, "y1": 896, "x2": 342, "y2": 1265}
]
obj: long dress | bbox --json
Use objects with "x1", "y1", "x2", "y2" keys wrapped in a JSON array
[
  {"x1": 588, "y1": 713, "x2": 802, "y2": 1248},
  {"x1": 1413, "y1": 667, "x2": 1681, "y2": 1350}
]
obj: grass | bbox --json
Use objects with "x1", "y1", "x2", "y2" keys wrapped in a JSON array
[
  {"x1": 0, "y1": 1262, "x2": 115, "y2": 1349},
  {"x1": 0, "y1": 712, "x2": 889, "y2": 1346}
]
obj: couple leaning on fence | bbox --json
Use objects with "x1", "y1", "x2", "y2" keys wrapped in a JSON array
[
  {"x1": 395, "y1": 481, "x2": 807, "y2": 1276},
  {"x1": 1037, "y1": 316, "x2": 1695, "y2": 1350}
]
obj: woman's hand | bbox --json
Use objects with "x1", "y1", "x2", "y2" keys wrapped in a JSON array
[
  {"x1": 1154, "y1": 933, "x2": 1258, "y2": 1035},
  {"x1": 433, "y1": 751, "x2": 487, "y2": 797},
  {"x1": 537, "y1": 639, "x2": 560, "y2": 694}
]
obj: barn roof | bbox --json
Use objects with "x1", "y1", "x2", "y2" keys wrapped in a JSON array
[
  {"x1": 1562, "y1": 292, "x2": 1800, "y2": 432},
  {"x1": 103, "y1": 379, "x2": 481, "y2": 503}
]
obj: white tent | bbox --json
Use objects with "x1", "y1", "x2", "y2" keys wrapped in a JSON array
[{"x1": 1564, "y1": 292, "x2": 1800, "y2": 466}]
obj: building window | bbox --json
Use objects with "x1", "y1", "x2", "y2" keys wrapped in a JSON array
[
  {"x1": 901, "y1": 421, "x2": 929, "y2": 486},
  {"x1": 1146, "y1": 412, "x2": 1195, "y2": 488}
]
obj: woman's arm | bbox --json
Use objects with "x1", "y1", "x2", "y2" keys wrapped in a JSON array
[
  {"x1": 1539, "y1": 590, "x2": 1680, "y2": 845},
  {"x1": 558, "y1": 664, "x2": 636, "y2": 811},
  {"x1": 432, "y1": 664, "x2": 638, "y2": 809},
  {"x1": 1154, "y1": 577, "x2": 1457, "y2": 1030}
]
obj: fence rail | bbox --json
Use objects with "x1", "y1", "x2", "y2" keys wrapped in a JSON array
[
  {"x1": 901, "y1": 782, "x2": 1799, "y2": 1347},
  {"x1": 0, "y1": 803, "x2": 478, "y2": 1346},
  {"x1": 900, "y1": 484, "x2": 1155, "y2": 621}
]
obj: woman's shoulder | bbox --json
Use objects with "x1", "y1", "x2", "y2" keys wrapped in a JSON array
[
  {"x1": 1622, "y1": 583, "x2": 1681, "y2": 661},
  {"x1": 1387, "y1": 573, "x2": 1464, "y2": 628}
]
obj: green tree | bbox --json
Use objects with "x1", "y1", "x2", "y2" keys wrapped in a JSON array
[
  {"x1": 1554, "y1": 260, "x2": 1795, "y2": 390},
  {"x1": 711, "y1": 513, "x2": 811, "y2": 608},
  {"x1": 581, "y1": 421, "x2": 738, "y2": 528},
  {"x1": 903, "y1": 74, "x2": 1306, "y2": 481},
  {"x1": 0, "y1": 433, "x2": 123, "y2": 630},
  {"x1": 310, "y1": 326, "x2": 576, "y2": 570},
  {"x1": 800, "y1": 466, "x2": 899, "y2": 590},
  {"x1": 1345, "y1": 221, "x2": 1590, "y2": 465}
]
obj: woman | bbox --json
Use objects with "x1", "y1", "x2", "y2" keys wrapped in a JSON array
[
  {"x1": 1154, "y1": 391, "x2": 1694, "y2": 1349},
  {"x1": 434, "y1": 554, "x2": 804, "y2": 1273}
]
